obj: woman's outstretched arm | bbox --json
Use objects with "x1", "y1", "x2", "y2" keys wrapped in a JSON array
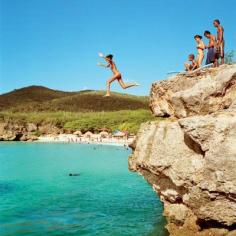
[{"x1": 97, "y1": 62, "x2": 110, "y2": 68}]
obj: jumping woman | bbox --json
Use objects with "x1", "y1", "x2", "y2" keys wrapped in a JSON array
[{"x1": 97, "y1": 53, "x2": 139, "y2": 97}]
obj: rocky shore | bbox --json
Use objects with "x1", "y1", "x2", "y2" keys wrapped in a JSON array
[
  {"x1": 129, "y1": 64, "x2": 236, "y2": 236},
  {"x1": 0, "y1": 122, "x2": 60, "y2": 141}
]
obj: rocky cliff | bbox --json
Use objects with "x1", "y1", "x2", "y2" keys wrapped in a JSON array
[
  {"x1": 150, "y1": 64, "x2": 236, "y2": 118},
  {"x1": 0, "y1": 122, "x2": 61, "y2": 141},
  {"x1": 129, "y1": 64, "x2": 236, "y2": 236}
]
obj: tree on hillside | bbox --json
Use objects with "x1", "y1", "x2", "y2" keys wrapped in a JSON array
[{"x1": 225, "y1": 50, "x2": 235, "y2": 65}]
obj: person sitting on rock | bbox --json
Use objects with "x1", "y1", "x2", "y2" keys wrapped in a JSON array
[{"x1": 184, "y1": 54, "x2": 198, "y2": 71}]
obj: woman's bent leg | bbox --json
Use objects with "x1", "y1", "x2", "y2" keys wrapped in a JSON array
[
  {"x1": 105, "y1": 74, "x2": 120, "y2": 96},
  {"x1": 118, "y1": 78, "x2": 138, "y2": 89}
]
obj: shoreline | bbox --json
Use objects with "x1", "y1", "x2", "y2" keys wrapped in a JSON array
[{"x1": 36, "y1": 134, "x2": 134, "y2": 147}]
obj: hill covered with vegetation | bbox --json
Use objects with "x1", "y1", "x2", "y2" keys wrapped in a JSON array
[
  {"x1": 0, "y1": 86, "x2": 149, "y2": 112},
  {"x1": 0, "y1": 86, "x2": 158, "y2": 134}
]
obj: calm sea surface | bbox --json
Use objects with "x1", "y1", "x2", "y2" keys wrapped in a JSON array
[{"x1": 0, "y1": 143, "x2": 167, "y2": 236}]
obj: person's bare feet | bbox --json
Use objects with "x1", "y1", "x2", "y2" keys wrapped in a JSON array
[{"x1": 103, "y1": 93, "x2": 110, "y2": 97}]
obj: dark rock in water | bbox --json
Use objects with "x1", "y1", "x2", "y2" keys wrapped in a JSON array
[{"x1": 69, "y1": 173, "x2": 80, "y2": 176}]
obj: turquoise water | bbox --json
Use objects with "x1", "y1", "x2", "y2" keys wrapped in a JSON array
[{"x1": 0, "y1": 143, "x2": 167, "y2": 236}]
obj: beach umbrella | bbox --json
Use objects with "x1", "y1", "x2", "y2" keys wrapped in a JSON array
[
  {"x1": 112, "y1": 130, "x2": 120, "y2": 134},
  {"x1": 99, "y1": 131, "x2": 109, "y2": 138},
  {"x1": 73, "y1": 130, "x2": 82, "y2": 136},
  {"x1": 113, "y1": 131, "x2": 126, "y2": 137},
  {"x1": 84, "y1": 131, "x2": 93, "y2": 138}
]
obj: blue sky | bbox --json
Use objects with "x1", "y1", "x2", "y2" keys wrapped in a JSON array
[{"x1": 1, "y1": 0, "x2": 236, "y2": 95}]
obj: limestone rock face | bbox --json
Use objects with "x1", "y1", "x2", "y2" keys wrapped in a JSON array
[
  {"x1": 27, "y1": 123, "x2": 37, "y2": 132},
  {"x1": 129, "y1": 65, "x2": 236, "y2": 235},
  {"x1": 0, "y1": 122, "x2": 40, "y2": 141},
  {"x1": 38, "y1": 124, "x2": 60, "y2": 135},
  {"x1": 0, "y1": 121, "x2": 64, "y2": 141},
  {"x1": 150, "y1": 64, "x2": 236, "y2": 118}
]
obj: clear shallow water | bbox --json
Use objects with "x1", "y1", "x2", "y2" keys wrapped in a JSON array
[{"x1": 0, "y1": 143, "x2": 167, "y2": 236}]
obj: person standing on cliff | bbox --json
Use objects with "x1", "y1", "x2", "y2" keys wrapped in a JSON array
[
  {"x1": 204, "y1": 31, "x2": 218, "y2": 67},
  {"x1": 213, "y1": 19, "x2": 225, "y2": 65},
  {"x1": 194, "y1": 35, "x2": 205, "y2": 68}
]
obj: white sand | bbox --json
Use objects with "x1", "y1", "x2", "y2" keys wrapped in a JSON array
[{"x1": 37, "y1": 134, "x2": 134, "y2": 147}]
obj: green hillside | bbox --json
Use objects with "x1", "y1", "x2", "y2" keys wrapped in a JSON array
[
  {"x1": 0, "y1": 86, "x2": 149, "y2": 112},
  {"x1": 0, "y1": 86, "x2": 156, "y2": 133}
]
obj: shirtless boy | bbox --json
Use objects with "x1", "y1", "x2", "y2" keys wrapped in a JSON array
[
  {"x1": 194, "y1": 35, "x2": 205, "y2": 68},
  {"x1": 97, "y1": 53, "x2": 139, "y2": 97},
  {"x1": 184, "y1": 54, "x2": 197, "y2": 71},
  {"x1": 204, "y1": 31, "x2": 218, "y2": 67},
  {"x1": 213, "y1": 19, "x2": 224, "y2": 65}
]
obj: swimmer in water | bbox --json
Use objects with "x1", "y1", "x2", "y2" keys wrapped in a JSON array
[
  {"x1": 69, "y1": 173, "x2": 80, "y2": 176},
  {"x1": 97, "y1": 53, "x2": 139, "y2": 97}
]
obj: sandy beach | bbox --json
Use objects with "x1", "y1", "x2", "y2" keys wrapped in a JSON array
[{"x1": 37, "y1": 134, "x2": 134, "y2": 146}]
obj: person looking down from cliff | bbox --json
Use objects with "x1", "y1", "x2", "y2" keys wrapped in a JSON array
[
  {"x1": 194, "y1": 35, "x2": 205, "y2": 68},
  {"x1": 204, "y1": 31, "x2": 218, "y2": 67},
  {"x1": 213, "y1": 19, "x2": 225, "y2": 65},
  {"x1": 184, "y1": 54, "x2": 198, "y2": 71},
  {"x1": 97, "y1": 53, "x2": 139, "y2": 97}
]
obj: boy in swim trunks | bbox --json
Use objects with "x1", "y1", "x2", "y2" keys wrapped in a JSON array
[
  {"x1": 184, "y1": 54, "x2": 197, "y2": 71},
  {"x1": 204, "y1": 31, "x2": 218, "y2": 67},
  {"x1": 97, "y1": 53, "x2": 139, "y2": 97},
  {"x1": 213, "y1": 19, "x2": 224, "y2": 65}
]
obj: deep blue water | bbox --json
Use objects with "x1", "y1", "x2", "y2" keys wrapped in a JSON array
[{"x1": 0, "y1": 143, "x2": 167, "y2": 236}]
